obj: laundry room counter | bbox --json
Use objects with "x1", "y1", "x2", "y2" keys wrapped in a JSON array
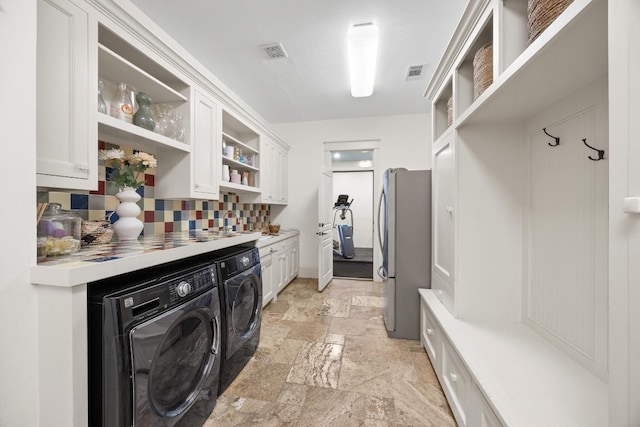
[
  {"x1": 254, "y1": 229, "x2": 300, "y2": 248},
  {"x1": 30, "y1": 230, "x2": 262, "y2": 287}
]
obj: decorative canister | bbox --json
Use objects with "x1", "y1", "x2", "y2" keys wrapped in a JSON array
[
  {"x1": 37, "y1": 203, "x2": 82, "y2": 257},
  {"x1": 222, "y1": 165, "x2": 230, "y2": 182}
]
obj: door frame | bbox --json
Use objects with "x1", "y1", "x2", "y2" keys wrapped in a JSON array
[{"x1": 323, "y1": 140, "x2": 381, "y2": 280}]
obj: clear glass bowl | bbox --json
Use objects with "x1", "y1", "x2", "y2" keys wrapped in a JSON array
[{"x1": 152, "y1": 104, "x2": 176, "y2": 138}]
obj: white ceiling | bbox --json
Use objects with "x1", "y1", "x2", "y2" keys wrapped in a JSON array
[{"x1": 129, "y1": 0, "x2": 467, "y2": 124}]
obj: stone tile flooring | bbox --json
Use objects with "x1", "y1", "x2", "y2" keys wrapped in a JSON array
[{"x1": 205, "y1": 278, "x2": 456, "y2": 426}]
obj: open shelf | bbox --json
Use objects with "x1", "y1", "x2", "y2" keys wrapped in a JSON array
[
  {"x1": 433, "y1": 79, "x2": 453, "y2": 141},
  {"x1": 222, "y1": 132, "x2": 259, "y2": 154},
  {"x1": 220, "y1": 182, "x2": 261, "y2": 194},
  {"x1": 98, "y1": 113, "x2": 191, "y2": 153},
  {"x1": 98, "y1": 44, "x2": 187, "y2": 104},
  {"x1": 458, "y1": 0, "x2": 606, "y2": 126},
  {"x1": 456, "y1": 12, "x2": 493, "y2": 115},
  {"x1": 222, "y1": 156, "x2": 259, "y2": 172}
]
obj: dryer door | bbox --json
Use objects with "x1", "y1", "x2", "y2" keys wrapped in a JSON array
[
  {"x1": 129, "y1": 288, "x2": 221, "y2": 426},
  {"x1": 225, "y1": 264, "x2": 262, "y2": 358}
]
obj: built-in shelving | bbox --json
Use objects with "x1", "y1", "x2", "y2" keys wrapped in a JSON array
[
  {"x1": 98, "y1": 44, "x2": 187, "y2": 104},
  {"x1": 222, "y1": 132, "x2": 259, "y2": 154},
  {"x1": 459, "y1": 0, "x2": 606, "y2": 126},
  {"x1": 220, "y1": 182, "x2": 261, "y2": 194},
  {"x1": 98, "y1": 113, "x2": 191, "y2": 153},
  {"x1": 428, "y1": 0, "x2": 605, "y2": 138},
  {"x1": 222, "y1": 156, "x2": 259, "y2": 172},
  {"x1": 221, "y1": 109, "x2": 260, "y2": 192}
]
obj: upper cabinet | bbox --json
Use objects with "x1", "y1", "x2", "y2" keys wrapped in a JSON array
[
  {"x1": 36, "y1": 0, "x2": 290, "y2": 204},
  {"x1": 261, "y1": 136, "x2": 289, "y2": 205},
  {"x1": 36, "y1": 0, "x2": 97, "y2": 190}
]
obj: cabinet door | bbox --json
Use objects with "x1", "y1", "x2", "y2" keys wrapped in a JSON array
[
  {"x1": 290, "y1": 243, "x2": 299, "y2": 279},
  {"x1": 432, "y1": 136, "x2": 456, "y2": 313},
  {"x1": 277, "y1": 147, "x2": 288, "y2": 204},
  {"x1": 192, "y1": 88, "x2": 221, "y2": 198},
  {"x1": 37, "y1": 0, "x2": 96, "y2": 190},
  {"x1": 260, "y1": 138, "x2": 273, "y2": 202},
  {"x1": 261, "y1": 255, "x2": 273, "y2": 307},
  {"x1": 276, "y1": 252, "x2": 287, "y2": 293}
]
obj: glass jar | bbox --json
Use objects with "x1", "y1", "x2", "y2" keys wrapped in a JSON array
[{"x1": 37, "y1": 203, "x2": 81, "y2": 257}]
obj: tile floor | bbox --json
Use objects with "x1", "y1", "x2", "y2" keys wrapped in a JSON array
[{"x1": 205, "y1": 278, "x2": 456, "y2": 426}]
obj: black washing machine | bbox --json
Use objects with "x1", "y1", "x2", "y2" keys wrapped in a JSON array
[
  {"x1": 215, "y1": 246, "x2": 262, "y2": 394},
  {"x1": 88, "y1": 259, "x2": 222, "y2": 427}
]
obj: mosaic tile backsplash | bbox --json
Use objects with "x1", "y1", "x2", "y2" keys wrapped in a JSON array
[{"x1": 37, "y1": 141, "x2": 270, "y2": 237}]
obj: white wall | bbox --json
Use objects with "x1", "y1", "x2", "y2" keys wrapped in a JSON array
[
  {"x1": 0, "y1": 1, "x2": 40, "y2": 426},
  {"x1": 332, "y1": 171, "x2": 373, "y2": 249},
  {"x1": 271, "y1": 113, "x2": 431, "y2": 278}
]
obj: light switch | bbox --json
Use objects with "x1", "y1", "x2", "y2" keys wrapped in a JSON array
[{"x1": 623, "y1": 197, "x2": 640, "y2": 213}]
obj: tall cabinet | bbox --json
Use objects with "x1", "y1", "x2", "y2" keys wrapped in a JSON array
[{"x1": 423, "y1": 0, "x2": 611, "y2": 425}]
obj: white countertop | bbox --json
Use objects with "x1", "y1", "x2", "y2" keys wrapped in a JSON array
[
  {"x1": 254, "y1": 229, "x2": 300, "y2": 248},
  {"x1": 31, "y1": 230, "x2": 263, "y2": 287}
]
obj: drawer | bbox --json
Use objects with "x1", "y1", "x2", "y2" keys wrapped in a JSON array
[
  {"x1": 441, "y1": 340, "x2": 472, "y2": 427},
  {"x1": 471, "y1": 383, "x2": 503, "y2": 427},
  {"x1": 420, "y1": 298, "x2": 441, "y2": 369}
]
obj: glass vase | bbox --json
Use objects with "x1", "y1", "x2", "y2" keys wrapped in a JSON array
[{"x1": 133, "y1": 92, "x2": 156, "y2": 131}]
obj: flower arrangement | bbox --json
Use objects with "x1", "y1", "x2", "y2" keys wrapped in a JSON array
[{"x1": 99, "y1": 148, "x2": 157, "y2": 189}]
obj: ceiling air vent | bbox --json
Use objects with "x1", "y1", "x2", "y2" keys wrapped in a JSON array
[
  {"x1": 260, "y1": 43, "x2": 289, "y2": 60},
  {"x1": 406, "y1": 64, "x2": 424, "y2": 80}
]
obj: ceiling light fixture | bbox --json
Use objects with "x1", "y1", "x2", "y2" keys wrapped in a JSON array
[
  {"x1": 358, "y1": 160, "x2": 372, "y2": 168},
  {"x1": 333, "y1": 152, "x2": 341, "y2": 159},
  {"x1": 347, "y1": 23, "x2": 379, "y2": 97}
]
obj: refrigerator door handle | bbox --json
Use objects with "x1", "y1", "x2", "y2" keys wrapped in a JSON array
[
  {"x1": 377, "y1": 265, "x2": 388, "y2": 280},
  {"x1": 377, "y1": 188, "x2": 385, "y2": 252}
]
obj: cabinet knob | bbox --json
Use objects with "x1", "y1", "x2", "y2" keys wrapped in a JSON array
[
  {"x1": 623, "y1": 197, "x2": 640, "y2": 213},
  {"x1": 449, "y1": 372, "x2": 458, "y2": 383},
  {"x1": 76, "y1": 163, "x2": 90, "y2": 172},
  {"x1": 446, "y1": 206, "x2": 453, "y2": 215},
  {"x1": 427, "y1": 328, "x2": 434, "y2": 335}
]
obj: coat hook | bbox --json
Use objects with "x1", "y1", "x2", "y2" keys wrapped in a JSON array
[
  {"x1": 543, "y1": 128, "x2": 560, "y2": 147},
  {"x1": 582, "y1": 139, "x2": 605, "y2": 161}
]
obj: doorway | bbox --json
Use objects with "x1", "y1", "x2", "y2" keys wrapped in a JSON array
[{"x1": 331, "y1": 150, "x2": 374, "y2": 279}]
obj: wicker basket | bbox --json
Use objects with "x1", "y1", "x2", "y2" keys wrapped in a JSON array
[
  {"x1": 81, "y1": 219, "x2": 114, "y2": 246},
  {"x1": 528, "y1": 0, "x2": 574, "y2": 44},
  {"x1": 447, "y1": 97, "x2": 453, "y2": 127},
  {"x1": 473, "y1": 42, "x2": 493, "y2": 101}
]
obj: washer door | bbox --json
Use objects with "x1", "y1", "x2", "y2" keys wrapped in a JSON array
[
  {"x1": 129, "y1": 289, "x2": 220, "y2": 426},
  {"x1": 225, "y1": 264, "x2": 262, "y2": 358}
]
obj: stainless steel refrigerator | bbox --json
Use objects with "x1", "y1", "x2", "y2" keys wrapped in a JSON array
[{"x1": 377, "y1": 168, "x2": 431, "y2": 340}]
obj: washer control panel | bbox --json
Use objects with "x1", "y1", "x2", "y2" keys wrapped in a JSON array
[{"x1": 169, "y1": 266, "x2": 216, "y2": 303}]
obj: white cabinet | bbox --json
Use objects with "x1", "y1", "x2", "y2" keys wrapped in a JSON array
[
  {"x1": 261, "y1": 137, "x2": 289, "y2": 205},
  {"x1": 191, "y1": 88, "x2": 221, "y2": 199},
  {"x1": 425, "y1": 0, "x2": 609, "y2": 424},
  {"x1": 259, "y1": 251, "x2": 274, "y2": 307},
  {"x1": 36, "y1": 0, "x2": 97, "y2": 190},
  {"x1": 432, "y1": 131, "x2": 455, "y2": 314},
  {"x1": 256, "y1": 232, "x2": 299, "y2": 305}
]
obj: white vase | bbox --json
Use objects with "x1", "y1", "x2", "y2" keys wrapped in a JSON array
[{"x1": 114, "y1": 187, "x2": 144, "y2": 241}]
